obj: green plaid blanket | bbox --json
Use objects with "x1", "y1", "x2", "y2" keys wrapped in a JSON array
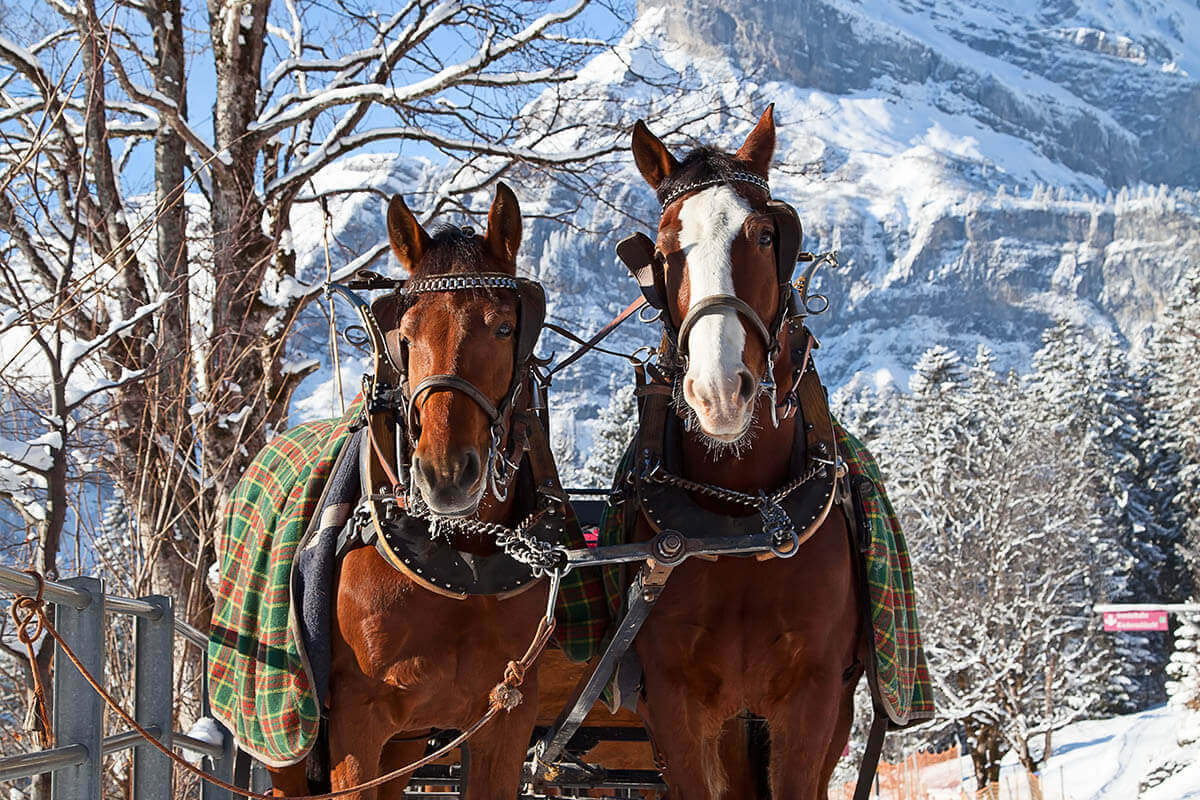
[
  {"x1": 208, "y1": 400, "x2": 363, "y2": 766},
  {"x1": 594, "y1": 419, "x2": 933, "y2": 727},
  {"x1": 836, "y1": 423, "x2": 934, "y2": 726},
  {"x1": 209, "y1": 399, "x2": 605, "y2": 765}
]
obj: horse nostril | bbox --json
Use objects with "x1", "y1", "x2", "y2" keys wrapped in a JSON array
[
  {"x1": 456, "y1": 449, "x2": 481, "y2": 490},
  {"x1": 736, "y1": 370, "x2": 755, "y2": 405},
  {"x1": 413, "y1": 456, "x2": 435, "y2": 489}
]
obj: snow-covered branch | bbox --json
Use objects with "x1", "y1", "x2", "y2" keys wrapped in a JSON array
[{"x1": 251, "y1": 0, "x2": 587, "y2": 139}]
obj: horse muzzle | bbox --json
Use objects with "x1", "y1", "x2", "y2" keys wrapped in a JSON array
[
  {"x1": 411, "y1": 448, "x2": 485, "y2": 516},
  {"x1": 682, "y1": 367, "x2": 757, "y2": 442}
]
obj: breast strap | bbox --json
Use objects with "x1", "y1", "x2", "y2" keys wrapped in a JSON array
[{"x1": 631, "y1": 325, "x2": 840, "y2": 553}]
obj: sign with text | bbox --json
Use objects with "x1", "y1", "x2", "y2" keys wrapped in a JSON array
[{"x1": 1103, "y1": 610, "x2": 1169, "y2": 632}]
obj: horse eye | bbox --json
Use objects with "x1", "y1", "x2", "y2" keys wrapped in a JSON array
[
  {"x1": 757, "y1": 231, "x2": 773, "y2": 247},
  {"x1": 497, "y1": 322, "x2": 514, "y2": 337}
]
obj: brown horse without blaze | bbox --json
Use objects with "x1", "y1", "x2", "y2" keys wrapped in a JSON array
[
  {"x1": 268, "y1": 184, "x2": 550, "y2": 800},
  {"x1": 626, "y1": 107, "x2": 862, "y2": 799}
]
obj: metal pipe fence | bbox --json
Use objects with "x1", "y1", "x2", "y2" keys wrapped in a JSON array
[
  {"x1": 0, "y1": 565, "x2": 237, "y2": 800},
  {"x1": 0, "y1": 490, "x2": 612, "y2": 799}
]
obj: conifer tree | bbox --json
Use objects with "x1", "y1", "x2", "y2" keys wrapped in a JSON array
[
  {"x1": 585, "y1": 378, "x2": 638, "y2": 489},
  {"x1": 1031, "y1": 320, "x2": 1169, "y2": 708},
  {"x1": 1148, "y1": 263, "x2": 1200, "y2": 593}
]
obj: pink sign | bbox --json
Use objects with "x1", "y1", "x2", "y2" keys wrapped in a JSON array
[{"x1": 1103, "y1": 610, "x2": 1168, "y2": 632}]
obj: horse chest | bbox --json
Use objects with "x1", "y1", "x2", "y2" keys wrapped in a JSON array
[
  {"x1": 334, "y1": 548, "x2": 545, "y2": 724},
  {"x1": 637, "y1": 537, "x2": 857, "y2": 704}
]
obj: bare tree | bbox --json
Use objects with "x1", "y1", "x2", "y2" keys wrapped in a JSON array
[
  {"x1": 0, "y1": 0, "x2": 660, "y2": 619},
  {"x1": 0, "y1": 2, "x2": 718, "y2": 794}
]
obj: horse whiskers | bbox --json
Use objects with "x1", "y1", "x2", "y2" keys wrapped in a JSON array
[{"x1": 670, "y1": 379, "x2": 760, "y2": 460}]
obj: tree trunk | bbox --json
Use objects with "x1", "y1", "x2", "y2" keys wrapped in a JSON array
[{"x1": 966, "y1": 723, "x2": 1004, "y2": 791}]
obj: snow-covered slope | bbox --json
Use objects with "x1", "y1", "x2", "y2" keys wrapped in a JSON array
[
  {"x1": 288, "y1": 0, "x2": 1200, "y2": 484},
  {"x1": 858, "y1": 705, "x2": 1200, "y2": 799}
]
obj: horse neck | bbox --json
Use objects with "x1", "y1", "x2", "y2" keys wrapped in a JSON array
[{"x1": 680, "y1": 342, "x2": 796, "y2": 494}]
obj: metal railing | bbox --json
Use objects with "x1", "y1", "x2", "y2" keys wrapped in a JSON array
[
  {"x1": 0, "y1": 491, "x2": 614, "y2": 799},
  {"x1": 0, "y1": 565, "x2": 236, "y2": 800}
]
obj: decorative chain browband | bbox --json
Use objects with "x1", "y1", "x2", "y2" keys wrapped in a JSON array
[
  {"x1": 402, "y1": 274, "x2": 521, "y2": 295},
  {"x1": 657, "y1": 170, "x2": 770, "y2": 209}
]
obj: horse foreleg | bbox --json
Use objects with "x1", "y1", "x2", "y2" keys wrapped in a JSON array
[
  {"x1": 328, "y1": 693, "x2": 395, "y2": 800},
  {"x1": 377, "y1": 735, "x2": 432, "y2": 800},
  {"x1": 636, "y1": 682, "x2": 727, "y2": 799},
  {"x1": 817, "y1": 671, "x2": 860, "y2": 792},
  {"x1": 765, "y1": 672, "x2": 846, "y2": 800},
  {"x1": 458, "y1": 676, "x2": 540, "y2": 800},
  {"x1": 266, "y1": 762, "x2": 310, "y2": 797}
]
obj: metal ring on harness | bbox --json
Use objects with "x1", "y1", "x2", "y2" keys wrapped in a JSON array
[
  {"x1": 637, "y1": 303, "x2": 662, "y2": 324},
  {"x1": 770, "y1": 529, "x2": 801, "y2": 559},
  {"x1": 629, "y1": 345, "x2": 656, "y2": 367}
]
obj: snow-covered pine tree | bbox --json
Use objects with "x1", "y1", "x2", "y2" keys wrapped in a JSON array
[
  {"x1": 1030, "y1": 320, "x2": 1168, "y2": 710},
  {"x1": 876, "y1": 345, "x2": 1126, "y2": 791},
  {"x1": 584, "y1": 378, "x2": 638, "y2": 489},
  {"x1": 1166, "y1": 612, "x2": 1200, "y2": 746},
  {"x1": 1148, "y1": 262, "x2": 1200, "y2": 594}
]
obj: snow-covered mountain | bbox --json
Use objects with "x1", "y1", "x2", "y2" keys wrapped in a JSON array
[{"x1": 289, "y1": 0, "x2": 1200, "y2": 484}]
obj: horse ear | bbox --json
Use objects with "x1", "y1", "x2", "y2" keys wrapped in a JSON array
[
  {"x1": 632, "y1": 120, "x2": 679, "y2": 190},
  {"x1": 485, "y1": 182, "x2": 522, "y2": 272},
  {"x1": 735, "y1": 104, "x2": 776, "y2": 177},
  {"x1": 387, "y1": 195, "x2": 430, "y2": 274}
]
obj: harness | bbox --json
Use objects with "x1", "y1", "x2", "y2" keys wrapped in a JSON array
[
  {"x1": 627, "y1": 322, "x2": 843, "y2": 561},
  {"x1": 613, "y1": 169, "x2": 843, "y2": 542},
  {"x1": 327, "y1": 263, "x2": 570, "y2": 600}
]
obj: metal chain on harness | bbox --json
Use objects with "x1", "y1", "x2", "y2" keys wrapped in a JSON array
[
  {"x1": 401, "y1": 492, "x2": 567, "y2": 577},
  {"x1": 641, "y1": 456, "x2": 831, "y2": 549}
]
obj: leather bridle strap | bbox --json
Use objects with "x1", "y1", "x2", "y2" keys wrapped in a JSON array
[
  {"x1": 676, "y1": 294, "x2": 773, "y2": 357},
  {"x1": 542, "y1": 295, "x2": 647, "y2": 380},
  {"x1": 407, "y1": 374, "x2": 502, "y2": 434}
]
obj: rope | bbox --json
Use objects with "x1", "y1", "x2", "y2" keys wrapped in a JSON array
[
  {"x1": 11, "y1": 570, "x2": 52, "y2": 747},
  {"x1": 321, "y1": 198, "x2": 345, "y2": 416},
  {"x1": 8, "y1": 577, "x2": 557, "y2": 800}
]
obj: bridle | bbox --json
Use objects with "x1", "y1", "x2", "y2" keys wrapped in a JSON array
[
  {"x1": 329, "y1": 266, "x2": 547, "y2": 504},
  {"x1": 616, "y1": 170, "x2": 809, "y2": 427},
  {"x1": 397, "y1": 271, "x2": 546, "y2": 503}
]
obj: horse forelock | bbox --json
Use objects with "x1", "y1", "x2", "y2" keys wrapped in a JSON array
[
  {"x1": 655, "y1": 147, "x2": 769, "y2": 211},
  {"x1": 410, "y1": 225, "x2": 491, "y2": 279}
]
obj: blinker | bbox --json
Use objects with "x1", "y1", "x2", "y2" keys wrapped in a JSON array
[{"x1": 616, "y1": 232, "x2": 666, "y2": 312}]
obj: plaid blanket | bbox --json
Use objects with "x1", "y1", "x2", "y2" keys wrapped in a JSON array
[
  {"x1": 208, "y1": 398, "x2": 604, "y2": 765},
  {"x1": 594, "y1": 419, "x2": 933, "y2": 727},
  {"x1": 208, "y1": 399, "x2": 364, "y2": 766},
  {"x1": 836, "y1": 423, "x2": 934, "y2": 727}
]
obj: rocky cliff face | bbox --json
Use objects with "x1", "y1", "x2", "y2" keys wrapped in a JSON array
[
  {"x1": 641, "y1": 0, "x2": 1200, "y2": 188},
  {"x1": 292, "y1": 1, "x2": 1200, "y2": 483}
]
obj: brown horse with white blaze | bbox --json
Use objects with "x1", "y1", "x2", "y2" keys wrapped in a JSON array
[
  {"x1": 267, "y1": 184, "x2": 549, "y2": 799},
  {"x1": 626, "y1": 107, "x2": 862, "y2": 799}
]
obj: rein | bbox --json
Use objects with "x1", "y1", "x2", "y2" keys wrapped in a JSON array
[{"x1": 9, "y1": 569, "x2": 559, "y2": 800}]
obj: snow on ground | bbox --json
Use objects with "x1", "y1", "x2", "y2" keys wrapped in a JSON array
[{"x1": 861, "y1": 706, "x2": 1200, "y2": 799}]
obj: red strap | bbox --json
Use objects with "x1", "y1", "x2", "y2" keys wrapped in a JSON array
[{"x1": 546, "y1": 296, "x2": 646, "y2": 378}]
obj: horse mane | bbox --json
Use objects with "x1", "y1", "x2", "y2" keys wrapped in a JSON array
[
  {"x1": 411, "y1": 225, "x2": 489, "y2": 278},
  {"x1": 655, "y1": 147, "x2": 760, "y2": 207}
]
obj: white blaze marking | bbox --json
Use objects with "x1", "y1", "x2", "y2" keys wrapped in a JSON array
[{"x1": 677, "y1": 185, "x2": 750, "y2": 407}]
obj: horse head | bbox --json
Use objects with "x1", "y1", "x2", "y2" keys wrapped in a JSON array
[
  {"x1": 631, "y1": 106, "x2": 789, "y2": 447},
  {"x1": 386, "y1": 183, "x2": 528, "y2": 516}
]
